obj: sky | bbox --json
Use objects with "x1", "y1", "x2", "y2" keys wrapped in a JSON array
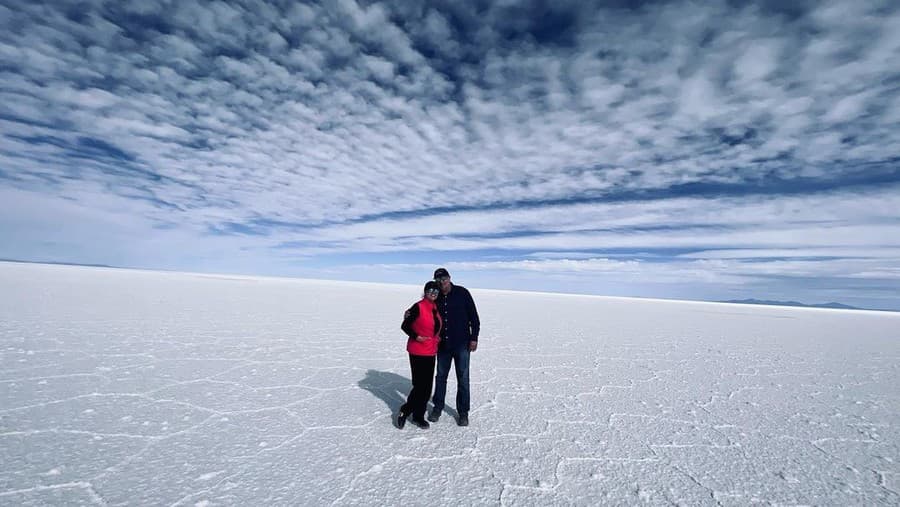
[{"x1": 1, "y1": 0, "x2": 899, "y2": 310}]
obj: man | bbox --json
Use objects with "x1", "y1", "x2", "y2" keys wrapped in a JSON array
[{"x1": 428, "y1": 267, "x2": 480, "y2": 426}]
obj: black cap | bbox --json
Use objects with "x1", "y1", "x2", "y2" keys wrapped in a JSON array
[
  {"x1": 433, "y1": 268, "x2": 450, "y2": 279},
  {"x1": 424, "y1": 281, "x2": 440, "y2": 292}
]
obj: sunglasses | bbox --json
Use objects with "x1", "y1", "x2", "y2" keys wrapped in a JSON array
[
  {"x1": 435, "y1": 276, "x2": 450, "y2": 283},
  {"x1": 425, "y1": 288, "x2": 440, "y2": 295}
]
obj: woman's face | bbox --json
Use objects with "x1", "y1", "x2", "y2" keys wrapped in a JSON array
[{"x1": 425, "y1": 288, "x2": 439, "y2": 300}]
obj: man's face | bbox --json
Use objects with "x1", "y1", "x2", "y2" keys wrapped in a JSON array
[{"x1": 436, "y1": 276, "x2": 451, "y2": 293}]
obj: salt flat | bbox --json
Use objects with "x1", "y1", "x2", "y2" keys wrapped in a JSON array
[{"x1": 1, "y1": 262, "x2": 898, "y2": 505}]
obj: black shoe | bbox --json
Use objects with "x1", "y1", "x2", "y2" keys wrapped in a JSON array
[
  {"x1": 427, "y1": 410, "x2": 440, "y2": 423},
  {"x1": 410, "y1": 417, "x2": 430, "y2": 429},
  {"x1": 396, "y1": 409, "x2": 409, "y2": 429},
  {"x1": 457, "y1": 413, "x2": 469, "y2": 427}
]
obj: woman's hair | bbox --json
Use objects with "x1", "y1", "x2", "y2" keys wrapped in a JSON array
[{"x1": 424, "y1": 280, "x2": 440, "y2": 293}]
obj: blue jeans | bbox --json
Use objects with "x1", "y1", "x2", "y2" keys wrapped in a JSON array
[{"x1": 431, "y1": 346, "x2": 470, "y2": 415}]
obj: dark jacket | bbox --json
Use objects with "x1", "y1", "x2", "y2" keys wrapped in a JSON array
[{"x1": 436, "y1": 284, "x2": 480, "y2": 350}]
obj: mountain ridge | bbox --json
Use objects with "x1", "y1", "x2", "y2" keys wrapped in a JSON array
[{"x1": 722, "y1": 298, "x2": 862, "y2": 310}]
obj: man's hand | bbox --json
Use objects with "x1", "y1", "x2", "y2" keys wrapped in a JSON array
[
  {"x1": 469, "y1": 340, "x2": 478, "y2": 352},
  {"x1": 415, "y1": 336, "x2": 428, "y2": 343}
]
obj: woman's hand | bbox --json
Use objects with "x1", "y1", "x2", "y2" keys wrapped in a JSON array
[{"x1": 415, "y1": 335, "x2": 429, "y2": 343}]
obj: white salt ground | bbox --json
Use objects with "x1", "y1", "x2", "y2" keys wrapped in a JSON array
[{"x1": 1, "y1": 262, "x2": 898, "y2": 505}]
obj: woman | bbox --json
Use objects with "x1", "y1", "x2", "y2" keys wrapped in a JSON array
[{"x1": 397, "y1": 280, "x2": 442, "y2": 429}]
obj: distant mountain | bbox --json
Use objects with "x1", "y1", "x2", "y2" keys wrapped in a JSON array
[
  {"x1": 0, "y1": 258, "x2": 118, "y2": 269},
  {"x1": 722, "y1": 298, "x2": 861, "y2": 310}
]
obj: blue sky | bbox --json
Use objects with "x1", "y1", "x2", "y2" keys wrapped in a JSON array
[{"x1": 1, "y1": 0, "x2": 899, "y2": 310}]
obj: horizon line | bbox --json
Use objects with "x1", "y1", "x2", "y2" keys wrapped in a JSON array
[{"x1": 2, "y1": 258, "x2": 896, "y2": 314}]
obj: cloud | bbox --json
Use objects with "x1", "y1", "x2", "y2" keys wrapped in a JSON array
[{"x1": 1, "y1": 0, "x2": 899, "y2": 308}]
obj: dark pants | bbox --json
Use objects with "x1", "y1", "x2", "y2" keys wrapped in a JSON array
[
  {"x1": 431, "y1": 346, "x2": 470, "y2": 415},
  {"x1": 401, "y1": 354, "x2": 435, "y2": 419}
]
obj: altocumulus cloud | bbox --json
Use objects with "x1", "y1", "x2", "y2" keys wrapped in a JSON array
[{"x1": 1, "y1": 0, "x2": 899, "y2": 309}]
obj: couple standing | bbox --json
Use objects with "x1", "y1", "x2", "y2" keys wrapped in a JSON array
[{"x1": 396, "y1": 268, "x2": 480, "y2": 429}]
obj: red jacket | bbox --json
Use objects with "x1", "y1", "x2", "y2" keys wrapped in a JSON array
[{"x1": 401, "y1": 298, "x2": 442, "y2": 356}]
